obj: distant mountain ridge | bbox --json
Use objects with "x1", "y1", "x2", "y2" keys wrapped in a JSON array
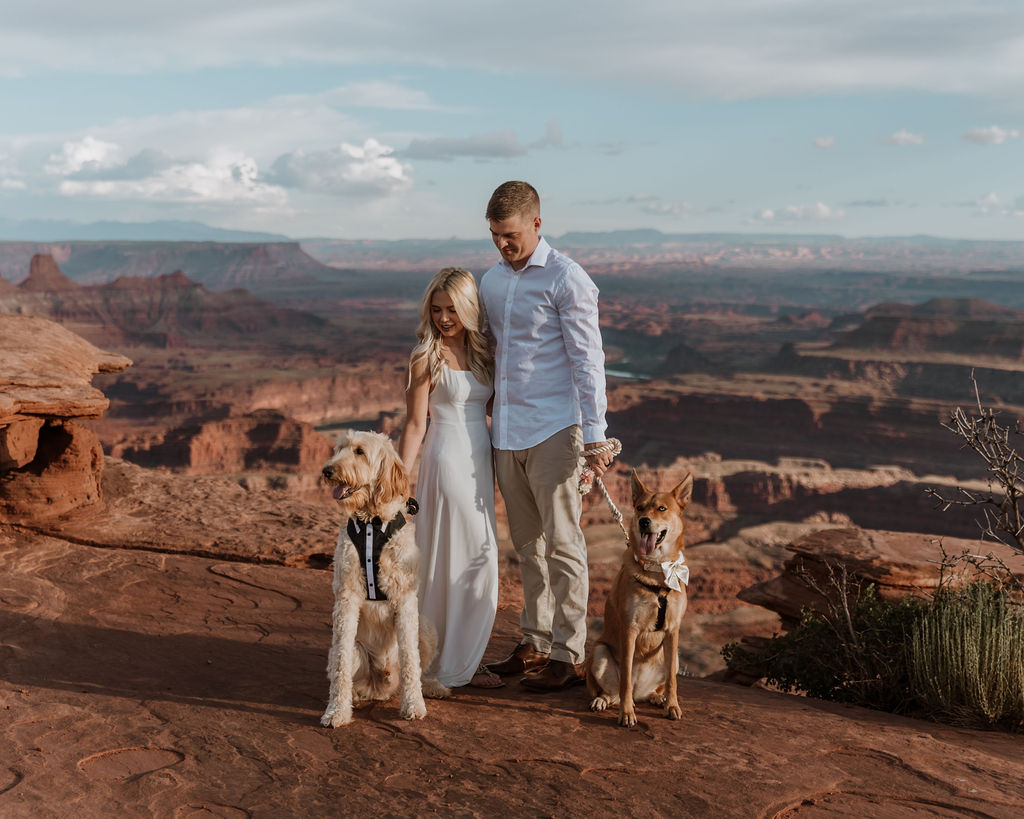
[
  {"x1": 300, "y1": 230, "x2": 1024, "y2": 275},
  {"x1": 0, "y1": 218, "x2": 290, "y2": 243}
]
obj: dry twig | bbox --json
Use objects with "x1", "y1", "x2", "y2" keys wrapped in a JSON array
[{"x1": 927, "y1": 373, "x2": 1024, "y2": 554}]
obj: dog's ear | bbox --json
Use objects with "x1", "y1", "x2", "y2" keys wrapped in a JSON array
[
  {"x1": 673, "y1": 472, "x2": 693, "y2": 509},
  {"x1": 372, "y1": 446, "x2": 410, "y2": 511},
  {"x1": 631, "y1": 469, "x2": 648, "y2": 505}
]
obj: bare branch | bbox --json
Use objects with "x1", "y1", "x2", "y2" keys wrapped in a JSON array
[{"x1": 929, "y1": 374, "x2": 1024, "y2": 555}]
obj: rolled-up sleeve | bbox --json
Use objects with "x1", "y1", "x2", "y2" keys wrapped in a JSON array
[{"x1": 556, "y1": 264, "x2": 608, "y2": 444}]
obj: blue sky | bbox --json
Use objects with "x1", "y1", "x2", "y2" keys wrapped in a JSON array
[{"x1": 1, "y1": 1, "x2": 1023, "y2": 240}]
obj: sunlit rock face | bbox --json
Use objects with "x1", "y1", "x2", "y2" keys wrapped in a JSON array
[{"x1": 0, "y1": 314, "x2": 130, "y2": 521}]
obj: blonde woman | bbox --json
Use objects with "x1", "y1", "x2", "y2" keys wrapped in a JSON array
[{"x1": 398, "y1": 267, "x2": 502, "y2": 689}]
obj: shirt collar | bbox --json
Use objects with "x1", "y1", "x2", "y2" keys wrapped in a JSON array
[{"x1": 501, "y1": 235, "x2": 552, "y2": 273}]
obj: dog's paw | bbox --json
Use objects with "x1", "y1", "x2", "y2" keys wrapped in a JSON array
[
  {"x1": 421, "y1": 678, "x2": 451, "y2": 699},
  {"x1": 648, "y1": 692, "x2": 667, "y2": 707},
  {"x1": 617, "y1": 704, "x2": 638, "y2": 727},
  {"x1": 320, "y1": 707, "x2": 352, "y2": 728},
  {"x1": 400, "y1": 696, "x2": 427, "y2": 720},
  {"x1": 665, "y1": 701, "x2": 682, "y2": 721},
  {"x1": 589, "y1": 695, "x2": 610, "y2": 712}
]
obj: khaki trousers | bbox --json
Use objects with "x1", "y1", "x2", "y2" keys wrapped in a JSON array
[{"x1": 493, "y1": 425, "x2": 588, "y2": 664}]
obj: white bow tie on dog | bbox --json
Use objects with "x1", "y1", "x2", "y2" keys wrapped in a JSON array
[{"x1": 636, "y1": 553, "x2": 690, "y2": 592}]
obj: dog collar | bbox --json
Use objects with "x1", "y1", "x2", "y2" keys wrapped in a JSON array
[
  {"x1": 347, "y1": 512, "x2": 407, "y2": 601},
  {"x1": 634, "y1": 552, "x2": 689, "y2": 592}
]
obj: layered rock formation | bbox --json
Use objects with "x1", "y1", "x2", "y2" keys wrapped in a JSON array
[
  {"x1": 835, "y1": 298, "x2": 1024, "y2": 359},
  {"x1": 17, "y1": 252, "x2": 80, "y2": 291},
  {"x1": 114, "y1": 409, "x2": 335, "y2": 497},
  {"x1": 0, "y1": 254, "x2": 327, "y2": 349},
  {"x1": 738, "y1": 527, "x2": 1024, "y2": 627},
  {"x1": 607, "y1": 376, "x2": 980, "y2": 478},
  {"x1": 121, "y1": 408, "x2": 332, "y2": 474},
  {"x1": 0, "y1": 314, "x2": 130, "y2": 520}
]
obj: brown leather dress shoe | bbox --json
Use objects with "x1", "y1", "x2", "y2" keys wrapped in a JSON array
[
  {"x1": 519, "y1": 659, "x2": 585, "y2": 692},
  {"x1": 485, "y1": 642, "x2": 550, "y2": 676}
]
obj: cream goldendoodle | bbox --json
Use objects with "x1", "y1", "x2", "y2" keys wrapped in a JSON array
[{"x1": 319, "y1": 430, "x2": 449, "y2": 728}]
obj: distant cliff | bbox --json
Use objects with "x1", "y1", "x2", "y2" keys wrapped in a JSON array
[
  {"x1": 0, "y1": 254, "x2": 326, "y2": 348},
  {"x1": 0, "y1": 241, "x2": 349, "y2": 293},
  {"x1": 833, "y1": 298, "x2": 1024, "y2": 359}
]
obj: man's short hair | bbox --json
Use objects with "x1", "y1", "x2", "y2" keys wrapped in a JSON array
[{"x1": 486, "y1": 181, "x2": 540, "y2": 222}]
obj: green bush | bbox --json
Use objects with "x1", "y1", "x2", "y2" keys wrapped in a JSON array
[
  {"x1": 723, "y1": 585, "x2": 923, "y2": 713},
  {"x1": 724, "y1": 578, "x2": 1024, "y2": 731},
  {"x1": 909, "y1": 582, "x2": 1024, "y2": 730}
]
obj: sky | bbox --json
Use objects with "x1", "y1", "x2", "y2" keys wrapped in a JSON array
[{"x1": 1, "y1": 1, "x2": 1023, "y2": 241}]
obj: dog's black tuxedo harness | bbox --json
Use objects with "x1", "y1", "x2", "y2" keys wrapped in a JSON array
[
  {"x1": 347, "y1": 500, "x2": 418, "y2": 601},
  {"x1": 633, "y1": 576, "x2": 670, "y2": 631}
]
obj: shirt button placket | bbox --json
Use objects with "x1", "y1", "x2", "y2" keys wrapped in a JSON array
[{"x1": 500, "y1": 271, "x2": 518, "y2": 450}]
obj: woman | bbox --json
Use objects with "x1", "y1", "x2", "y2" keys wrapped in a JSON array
[{"x1": 398, "y1": 267, "x2": 502, "y2": 689}]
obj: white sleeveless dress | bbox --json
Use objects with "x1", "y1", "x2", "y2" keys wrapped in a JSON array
[{"x1": 416, "y1": 363, "x2": 499, "y2": 687}]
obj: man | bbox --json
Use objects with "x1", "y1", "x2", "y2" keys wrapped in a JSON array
[{"x1": 480, "y1": 181, "x2": 614, "y2": 691}]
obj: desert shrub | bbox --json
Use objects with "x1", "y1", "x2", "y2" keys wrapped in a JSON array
[
  {"x1": 724, "y1": 575, "x2": 1024, "y2": 732},
  {"x1": 723, "y1": 583, "x2": 923, "y2": 713},
  {"x1": 727, "y1": 378, "x2": 1024, "y2": 729},
  {"x1": 908, "y1": 581, "x2": 1024, "y2": 730}
]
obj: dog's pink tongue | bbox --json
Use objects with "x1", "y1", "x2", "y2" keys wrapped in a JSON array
[
  {"x1": 332, "y1": 485, "x2": 348, "y2": 501},
  {"x1": 638, "y1": 532, "x2": 658, "y2": 555}
]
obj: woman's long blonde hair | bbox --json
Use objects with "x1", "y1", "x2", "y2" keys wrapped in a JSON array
[{"x1": 410, "y1": 267, "x2": 493, "y2": 389}]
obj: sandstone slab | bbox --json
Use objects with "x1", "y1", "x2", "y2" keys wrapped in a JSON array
[
  {"x1": 739, "y1": 527, "x2": 1024, "y2": 624},
  {"x1": 0, "y1": 315, "x2": 131, "y2": 424},
  {"x1": 1, "y1": 525, "x2": 1022, "y2": 817},
  {"x1": 20, "y1": 457, "x2": 339, "y2": 567}
]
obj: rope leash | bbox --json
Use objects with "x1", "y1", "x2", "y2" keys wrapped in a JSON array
[{"x1": 579, "y1": 438, "x2": 630, "y2": 547}]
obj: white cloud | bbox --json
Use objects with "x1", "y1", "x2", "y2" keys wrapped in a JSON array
[
  {"x1": 405, "y1": 130, "x2": 527, "y2": 160},
  {"x1": 2, "y1": 79, "x2": 429, "y2": 220},
  {"x1": 888, "y1": 128, "x2": 925, "y2": 146},
  {"x1": 753, "y1": 201, "x2": 844, "y2": 223},
  {"x1": 45, "y1": 136, "x2": 123, "y2": 175},
  {"x1": 0, "y1": 152, "x2": 26, "y2": 190},
  {"x1": 3, "y1": 2, "x2": 1024, "y2": 100},
  {"x1": 66, "y1": 148, "x2": 175, "y2": 181},
  {"x1": 529, "y1": 119, "x2": 564, "y2": 150},
  {"x1": 974, "y1": 191, "x2": 1024, "y2": 217},
  {"x1": 962, "y1": 125, "x2": 1021, "y2": 145},
  {"x1": 267, "y1": 139, "x2": 412, "y2": 196},
  {"x1": 59, "y1": 150, "x2": 287, "y2": 205},
  {"x1": 846, "y1": 198, "x2": 890, "y2": 208},
  {"x1": 813, "y1": 136, "x2": 835, "y2": 149},
  {"x1": 268, "y1": 81, "x2": 438, "y2": 112},
  {"x1": 641, "y1": 201, "x2": 698, "y2": 217}
]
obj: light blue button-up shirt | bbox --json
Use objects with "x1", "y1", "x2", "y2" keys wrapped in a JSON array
[{"x1": 480, "y1": 236, "x2": 608, "y2": 451}]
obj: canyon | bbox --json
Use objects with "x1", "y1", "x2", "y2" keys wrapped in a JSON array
[
  {"x1": 3, "y1": 238, "x2": 1024, "y2": 813},
  {"x1": 3, "y1": 245, "x2": 1021, "y2": 662}
]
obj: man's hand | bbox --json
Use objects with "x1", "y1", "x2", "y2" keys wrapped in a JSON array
[{"x1": 583, "y1": 441, "x2": 615, "y2": 478}]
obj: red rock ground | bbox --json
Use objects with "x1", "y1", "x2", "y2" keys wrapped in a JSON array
[{"x1": 2, "y1": 474, "x2": 1023, "y2": 817}]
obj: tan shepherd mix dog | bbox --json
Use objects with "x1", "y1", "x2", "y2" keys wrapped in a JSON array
[{"x1": 586, "y1": 470, "x2": 693, "y2": 726}]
